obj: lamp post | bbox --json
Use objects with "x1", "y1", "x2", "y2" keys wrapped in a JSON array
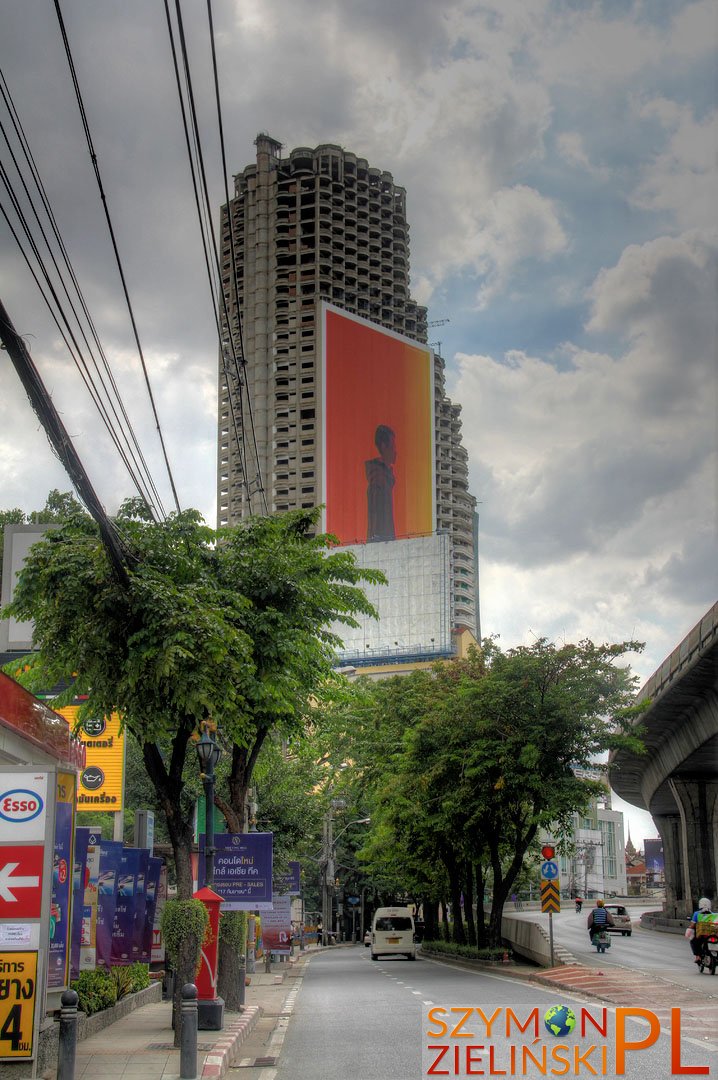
[
  {"x1": 196, "y1": 724, "x2": 222, "y2": 887},
  {"x1": 321, "y1": 812, "x2": 370, "y2": 945}
]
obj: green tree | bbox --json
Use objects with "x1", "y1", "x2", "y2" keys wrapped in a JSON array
[
  {"x1": 323, "y1": 639, "x2": 646, "y2": 947},
  {"x1": 4, "y1": 501, "x2": 377, "y2": 892}
]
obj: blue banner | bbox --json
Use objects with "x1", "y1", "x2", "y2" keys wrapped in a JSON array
[
  {"x1": 141, "y1": 858, "x2": 163, "y2": 963},
  {"x1": 96, "y1": 840, "x2": 122, "y2": 968},
  {"x1": 111, "y1": 848, "x2": 141, "y2": 964},
  {"x1": 48, "y1": 773, "x2": 76, "y2": 989},
  {"x1": 198, "y1": 833, "x2": 273, "y2": 910},
  {"x1": 275, "y1": 861, "x2": 301, "y2": 896},
  {"x1": 69, "y1": 827, "x2": 92, "y2": 980},
  {"x1": 130, "y1": 849, "x2": 150, "y2": 962}
]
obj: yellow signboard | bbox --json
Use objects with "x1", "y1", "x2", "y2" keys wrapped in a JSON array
[
  {"x1": 58, "y1": 708, "x2": 125, "y2": 812},
  {"x1": 541, "y1": 881, "x2": 561, "y2": 914},
  {"x1": 0, "y1": 951, "x2": 37, "y2": 1059}
]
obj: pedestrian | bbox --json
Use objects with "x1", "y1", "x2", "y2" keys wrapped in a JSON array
[
  {"x1": 686, "y1": 898, "x2": 716, "y2": 964},
  {"x1": 586, "y1": 899, "x2": 614, "y2": 943}
]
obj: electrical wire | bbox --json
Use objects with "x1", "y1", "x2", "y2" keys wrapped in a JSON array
[
  {"x1": 206, "y1": 0, "x2": 267, "y2": 514},
  {"x1": 53, "y1": 0, "x2": 182, "y2": 514},
  {"x1": 0, "y1": 69, "x2": 167, "y2": 519},
  {"x1": 161, "y1": 0, "x2": 250, "y2": 507}
]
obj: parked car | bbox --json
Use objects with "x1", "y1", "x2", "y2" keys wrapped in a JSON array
[
  {"x1": 603, "y1": 904, "x2": 632, "y2": 936},
  {"x1": 364, "y1": 930, "x2": 371, "y2": 947}
]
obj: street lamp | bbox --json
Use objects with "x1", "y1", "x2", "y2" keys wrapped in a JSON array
[
  {"x1": 321, "y1": 813, "x2": 371, "y2": 945},
  {"x1": 196, "y1": 724, "x2": 222, "y2": 887}
]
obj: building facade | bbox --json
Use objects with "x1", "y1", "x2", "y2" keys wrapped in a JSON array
[{"x1": 217, "y1": 134, "x2": 478, "y2": 636}]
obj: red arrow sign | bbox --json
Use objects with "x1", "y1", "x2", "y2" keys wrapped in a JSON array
[{"x1": 0, "y1": 846, "x2": 44, "y2": 918}]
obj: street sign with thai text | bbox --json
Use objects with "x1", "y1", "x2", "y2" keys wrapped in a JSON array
[{"x1": 0, "y1": 950, "x2": 38, "y2": 1059}]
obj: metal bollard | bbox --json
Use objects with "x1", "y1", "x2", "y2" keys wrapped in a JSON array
[
  {"x1": 238, "y1": 954, "x2": 246, "y2": 1010},
  {"x1": 180, "y1": 983, "x2": 198, "y2": 1080},
  {"x1": 57, "y1": 988, "x2": 79, "y2": 1080}
]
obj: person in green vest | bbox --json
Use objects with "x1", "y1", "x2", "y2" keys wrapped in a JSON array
[{"x1": 687, "y1": 897, "x2": 716, "y2": 963}]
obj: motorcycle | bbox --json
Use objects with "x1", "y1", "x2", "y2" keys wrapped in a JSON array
[
  {"x1": 575, "y1": 900, "x2": 583, "y2": 913},
  {"x1": 697, "y1": 932, "x2": 718, "y2": 975},
  {"x1": 591, "y1": 929, "x2": 611, "y2": 954}
]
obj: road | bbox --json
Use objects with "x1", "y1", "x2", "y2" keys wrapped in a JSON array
[
  {"x1": 509, "y1": 904, "x2": 701, "y2": 981},
  {"x1": 231, "y1": 944, "x2": 716, "y2": 1080}
]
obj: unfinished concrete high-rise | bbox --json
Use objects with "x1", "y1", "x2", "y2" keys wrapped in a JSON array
[{"x1": 218, "y1": 134, "x2": 479, "y2": 636}]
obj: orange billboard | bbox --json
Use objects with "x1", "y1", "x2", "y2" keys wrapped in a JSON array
[{"x1": 321, "y1": 304, "x2": 435, "y2": 545}]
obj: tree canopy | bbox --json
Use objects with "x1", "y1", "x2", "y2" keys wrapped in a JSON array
[
  {"x1": 3, "y1": 500, "x2": 381, "y2": 896},
  {"x1": 315, "y1": 638, "x2": 646, "y2": 945}
]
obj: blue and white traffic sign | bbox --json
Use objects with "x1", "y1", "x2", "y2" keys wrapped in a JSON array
[{"x1": 540, "y1": 859, "x2": 559, "y2": 880}]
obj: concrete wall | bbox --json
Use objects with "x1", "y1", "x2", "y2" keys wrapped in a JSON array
[{"x1": 501, "y1": 913, "x2": 575, "y2": 968}]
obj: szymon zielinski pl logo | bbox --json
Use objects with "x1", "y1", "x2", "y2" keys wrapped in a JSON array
[{"x1": 422, "y1": 1004, "x2": 711, "y2": 1076}]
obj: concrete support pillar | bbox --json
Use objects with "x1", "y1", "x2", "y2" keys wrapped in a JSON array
[
  {"x1": 654, "y1": 812, "x2": 685, "y2": 919},
  {"x1": 668, "y1": 777, "x2": 718, "y2": 917}
]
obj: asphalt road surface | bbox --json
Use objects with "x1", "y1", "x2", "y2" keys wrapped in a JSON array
[{"x1": 233, "y1": 945, "x2": 715, "y2": 1080}]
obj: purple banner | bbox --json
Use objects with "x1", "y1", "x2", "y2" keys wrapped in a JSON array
[
  {"x1": 130, "y1": 850, "x2": 150, "y2": 962},
  {"x1": 141, "y1": 858, "x2": 163, "y2": 963},
  {"x1": 198, "y1": 833, "x2": 273, "y2": 910},
  {"x1": 96, "y1": 840, "x2": 122, "y2": 968},
  {"x1": 70, "y1": 827, "x2": 92, "y2": 980},
  {"x1": 111, "y1": 848, "x2": 141, "y2": 964},
  {"x1": 275, "y1": 861, "x2": 301, "y2": 896},
  {"x1": 48, "y1": 774, "x2": 76, "y2": 989}
]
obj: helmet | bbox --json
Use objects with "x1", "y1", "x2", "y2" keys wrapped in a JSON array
[
  {"x1": 596, "y1": 899, "x2": 605, "y2": 907},
  {"x1": 699, "y1": 898, "x2": 712, "y2": 912}
]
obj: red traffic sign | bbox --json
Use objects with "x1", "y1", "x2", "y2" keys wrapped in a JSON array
[
  {"x1": 541, "y1": 844, "x2": 555, "y2": 860},
  {"x1": 0, "y1": 846, "x2": 44, "y2": 918}
]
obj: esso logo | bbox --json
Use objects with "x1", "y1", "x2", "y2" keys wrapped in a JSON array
[{"x1": 0, "y1": 788, "x2": 45, "y2": 823}]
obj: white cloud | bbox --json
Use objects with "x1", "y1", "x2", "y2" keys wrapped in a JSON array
[
  {"x1": 556, "y1": 132, "x2": 610, "y2": 180},
  {"x1": 462, "y1": 185, "x2": 569, "y2": 306},
  {"x1": 631, "y1": 99, "x2": 718, "y2": 231},
  {"x1": 452, "y1": 230, "x2": 717, "y2": 680}
]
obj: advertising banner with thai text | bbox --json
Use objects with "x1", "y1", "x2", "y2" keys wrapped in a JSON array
[{"x1": 198, "y1": 833, "x2": 273, "y2": 910}]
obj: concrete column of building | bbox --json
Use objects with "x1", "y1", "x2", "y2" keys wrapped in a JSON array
[
  {"x1": 667, "y1": 778, "x2": 718, "y2": 915},
  {"x1": 653, "y1": 812, "x2": 685, "y2": 919}
]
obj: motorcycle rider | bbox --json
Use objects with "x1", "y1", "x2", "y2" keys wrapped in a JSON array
[
  {"x1": 575, "y1": 897, "x2": 583, "y2": 913},
  {"x1": 587, "y1": 898, "x2": 614, "y2": 944},
  {"x1": 687, "y1": 898, "x2": 716, "y2": 964}
]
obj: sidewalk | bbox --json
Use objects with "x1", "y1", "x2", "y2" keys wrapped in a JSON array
[
  {"x1": 55, "y1": 942, "x2": 718, "y2": 1078},
  {"x1": 61, "y1": 952, "x2": 313, "y2": 1080}
]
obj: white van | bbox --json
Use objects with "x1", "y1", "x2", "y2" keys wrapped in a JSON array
[{"x1": 371, "y1": 906, "x2": 416, "y2": 961}]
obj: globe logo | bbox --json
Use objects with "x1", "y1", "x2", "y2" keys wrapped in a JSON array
[{"x1": 544, "y1": 1005, "x2": 576, "y2": 1038}]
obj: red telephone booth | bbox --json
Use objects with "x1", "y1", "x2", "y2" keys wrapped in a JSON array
[{"x1": 193, "y1": 886, "x2": 225, "y2": 1030}]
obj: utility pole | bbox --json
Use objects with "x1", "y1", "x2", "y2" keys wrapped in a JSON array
[{"x1": 0, "y1": 298, "x2": 130, "y2": 584}]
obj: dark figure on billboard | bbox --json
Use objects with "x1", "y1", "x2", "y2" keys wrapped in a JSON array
[{"x1": 366, "y1": 425, "x2": 396, "y2": 542}]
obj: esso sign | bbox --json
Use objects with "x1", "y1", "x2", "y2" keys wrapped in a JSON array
[
  {"x1": 0, "y1": 789, "x2": 44, "y2": 823},
  {"x1": 0, "y1": 774, "x2": 49, "y2": 842}
]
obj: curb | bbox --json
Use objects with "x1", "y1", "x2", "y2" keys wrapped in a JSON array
[{"x1": 200, "y1": 1004, "x2": 263, "y2": 1079}]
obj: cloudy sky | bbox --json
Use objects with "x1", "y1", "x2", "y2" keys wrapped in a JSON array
[{"x1": 1, "y1": 2, "x2": 716, "y2": 838}]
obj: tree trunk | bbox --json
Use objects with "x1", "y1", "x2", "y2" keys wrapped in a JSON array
[
  {"x1": 172, "y1": 926, "x2": 201, "y2": 1048},
  {"x1": 215, "y1": 736, "x2": 268, "y2": 1004},
  {"x1": 464, "y1": 863, "x2": 476, "y2": 946},
  {"x1": 441, "y1": 846, "x2": 466, "y2": 944},
  {"x1": 423, "y1": 900, "x2": 438, "y2": 942},
  {"x1": 441, "y1": 901, "x2": 451, "y2": 941},
  {"x1": 218, "y1": 912, "x2": 247, "y2": 1009},
  {"x1": 475, "y1": 863, "x2": 488, "y2": 947}
]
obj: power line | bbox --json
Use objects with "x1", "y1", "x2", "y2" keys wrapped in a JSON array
[
  {"x1": 53, "y1": 0, "x2": 181, "y2": 514},
  {"x1": 206, "y1": 0, "x2": 267, "y2": 513},
  {"x1": 162, "y1": 0, "x2": 252, "y2": 511},
  {"x1": 0, "y1": 68, "x2": 168, "y2": 519}
]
